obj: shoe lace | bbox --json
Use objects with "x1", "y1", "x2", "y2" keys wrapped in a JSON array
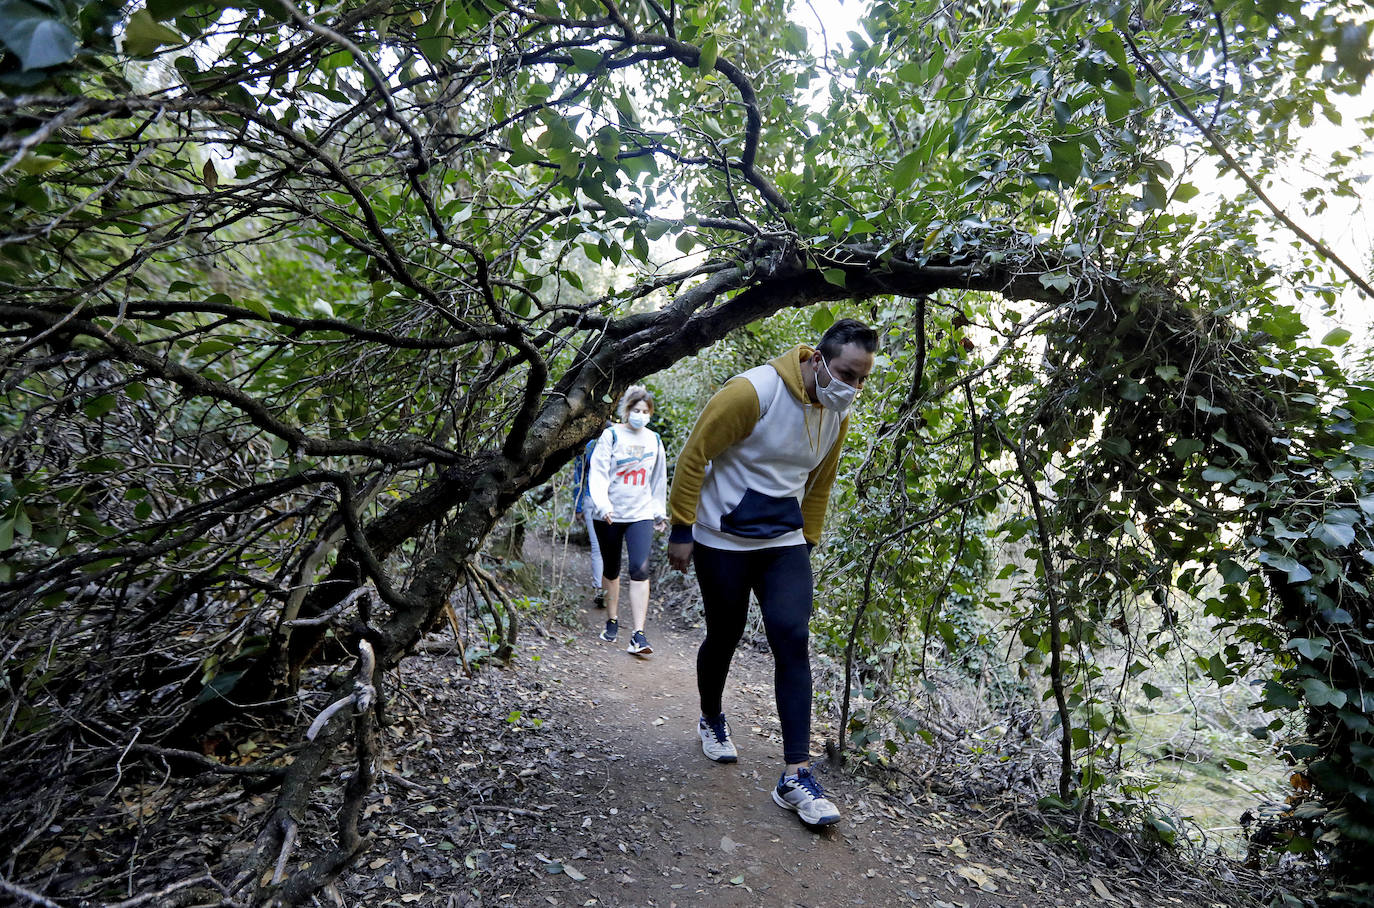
[
  {"x1": 707, "y1": 714, "x2": 729, "y2": 744},
  {"x1": 792, "y1": 768, "x2": 824, "y2": 798}
]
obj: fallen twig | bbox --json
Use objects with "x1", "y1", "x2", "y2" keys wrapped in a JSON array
[
  {"x1": 467, "y1": 803, "x2": 547, "y2": 818},
  {"x1": 106, "y1": 872, "x2": 224, "y2": 908},
  {"x1": 0, "y1": 876, "x2": 60, "y2": 908}
]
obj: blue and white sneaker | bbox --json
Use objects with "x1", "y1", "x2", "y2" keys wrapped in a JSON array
[
  {"x1": 772, "y1": 767, "x2": 841, "y2": 826},
  {"x1": 599, "y1": 618, "x2": 618, "y2": 642},
  {"x1": 627, "y1": 630, "x2": 653, "y2": 655},
  {"x1": 698, "y1": 713, "x2": 738, "y2": 763}
]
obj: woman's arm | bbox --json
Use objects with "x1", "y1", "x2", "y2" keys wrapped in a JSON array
[{"x1": 587, "y1": 429, "x2": 615, "y2": 519}]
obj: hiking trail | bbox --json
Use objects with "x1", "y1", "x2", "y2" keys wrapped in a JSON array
[{"x1": 333, "y1": 544, "x2": 1252, "y2": 908}]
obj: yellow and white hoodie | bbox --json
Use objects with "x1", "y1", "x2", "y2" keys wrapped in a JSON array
[{"x1": 668, "y1": 345, "x2": 848, "y2": 551}]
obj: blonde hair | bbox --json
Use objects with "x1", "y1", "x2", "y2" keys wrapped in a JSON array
[{"x1": 618, "y1": 385, "x2": 654, "y2": 419}]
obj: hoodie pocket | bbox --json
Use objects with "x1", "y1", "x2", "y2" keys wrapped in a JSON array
[{"x1": 719, "y1": 488, "x2": 804, "y2": 539}]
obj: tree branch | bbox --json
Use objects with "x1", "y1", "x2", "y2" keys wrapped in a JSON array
[{"x1": 1124, "y1": 30, "x2": 1374, "y2": 300}]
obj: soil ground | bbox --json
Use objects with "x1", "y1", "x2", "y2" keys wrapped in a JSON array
[{"x1": 331, "y1": 536, "x2": 1269, "y2": 908}]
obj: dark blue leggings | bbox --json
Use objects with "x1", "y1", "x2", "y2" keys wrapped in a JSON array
[
  {"x1": 592, "y1": 518, "x2": 654, "y2": 582},
  {"x1": 693, "y1": 542, "x2": 813, "y2": 764}
]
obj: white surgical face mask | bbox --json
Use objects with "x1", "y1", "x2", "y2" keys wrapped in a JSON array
[
  {"x1": 627, "y1": 411, "x2": 651, "y2": 429},
  {"x1": 816, "y1": 354, "x2": 859, "y2": 412}
]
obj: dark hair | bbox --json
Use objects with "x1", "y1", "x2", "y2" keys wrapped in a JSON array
[{"x1": 817, "y1": 318, "x2": 878, "y2": 360}]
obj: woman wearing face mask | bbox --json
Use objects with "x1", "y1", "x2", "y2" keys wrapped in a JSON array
[{"x1": 587, "y1": 386, "x2": 668, "y2": 656}]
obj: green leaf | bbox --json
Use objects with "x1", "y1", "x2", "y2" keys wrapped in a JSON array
[
  {"x1": 1218, "y1": 558, "x2": 1249, "y2": 585},
  {"x1": 1313, "y1": 522, "x2": 1356, "y2": 549},
  {"x1": 1286, "y1": 637, "x2": 1332, "y2": 661},
  {"x1": 809, "y1": 307, "x2": 835, "y2": 333},
  {"x1": 1118, "y1": 380, "x2": 1145, "y2": 402},
  {"x1": 569, "y1": 47, "x2": 601, "y2": 73},
  {"x1": 1300, "y1": 678, "x2": 1348, "y2": 709},
  {"x1": 147, "y1": 0, "x2": 197, "y2": 20},
  {"x1": 1170, "y1": 438, "x2": 1203, "y2": 459},
  {"x1": 1257, "y1": 552, "x2": 1312, "y2": 583},
  {"x1": 1206, "y1": 652, "x2": 1232, "y2": 685},
  {"x1": 1321, "y1": 327, "x2": 1353, "y2": 346},
  {"x1": 83, "y1": 394, "x2": 117, "y2": 418},
  {"x1": 124, "y1": 9, "x2": 182, "y2": 56},
  {"x1": 890, "y1": 149, "x2": 923, "y2": 190},
  {"x1": 1251, "y1": 307, "x2": 1306, "y2": 346},
  {"x1": 821, "y1": 268, "x2": 847, "y2": 288},
  {"x1": 1201, "y1": 466, "x2": 1236, "y2": 483},
  {"x1": 1146, "y1": 815, "x2": 1177, "y2": 845},
  {"x1": 1101, "y1": 436, "x2": 1131, "y2": 456},
  {"x1": 1154, "y1": 364, "x2": 1179, "y2": 381},
  {"x1": 1262, "y1": 681, "x2": 1301, "y2": 710},
  {"x1": 193, "y1": 669, "x2": 245, "y2": 705},
  {"x1": 1142, "y1": 683, "x2": 1162, "y2": 700},
  {"x1": 698, "y1": 36, "x2": 717, "y2": 72},
  {"x1": 0, "y1": 0, "x2": 77, "y2": 69},
  {"x1": 1194, "y1": 396, "x2": 1227, "y2": 415}
]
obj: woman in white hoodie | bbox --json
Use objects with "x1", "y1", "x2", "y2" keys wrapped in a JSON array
[{"x1": 587, "y1": 386, "x2": 668, "y2": 655}]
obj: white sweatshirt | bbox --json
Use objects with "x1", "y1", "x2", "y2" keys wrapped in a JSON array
[{"x1": 587, "y1": 424, "x2": 667, "y2": 523}]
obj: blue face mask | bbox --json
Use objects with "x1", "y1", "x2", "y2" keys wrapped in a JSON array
[{"x1": 627, "y1": 411, "x2": 651, "y2": 429}]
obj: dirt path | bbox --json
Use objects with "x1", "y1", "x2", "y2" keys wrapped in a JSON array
[
  {"x1": 340, "y1": 584, "x2": 1256, "y2": 908},
  {"x1": 538, "y1": 613, "x2": 967, "y2": 907}
]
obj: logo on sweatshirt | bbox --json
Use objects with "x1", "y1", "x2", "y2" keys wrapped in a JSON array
[{"x1": 617, "y1": 467, "x2": 647, "y2": 486}]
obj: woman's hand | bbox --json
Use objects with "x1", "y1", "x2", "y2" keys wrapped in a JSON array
[
  {"x1": 603, "y1": 511, "x2": 615, "y2": 524},
  {"x1": 653, "y1": 517, "x2": 668, "y2": 533}
]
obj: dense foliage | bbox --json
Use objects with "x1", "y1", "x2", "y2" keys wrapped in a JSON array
[{"x1": 2, "y1": 0, "x2": 1371, "y2": 903}]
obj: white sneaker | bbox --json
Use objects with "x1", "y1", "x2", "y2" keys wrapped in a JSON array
[
  {"x1": 772, "y1": 767, "x2": 841, "y2": 826},
  {"x1": 698, "y1": 714, "x2": 738, "y2": 763}
]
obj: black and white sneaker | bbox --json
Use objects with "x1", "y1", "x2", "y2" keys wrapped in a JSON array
[
  {"x1": 593, "y1": 589, "x2": 606, "y2": 609},
  {"x1": 773, "y1": 767, "x2": 841, "y2": 826},
  {"x1": 698, "y1": 713, "x2": 738, "y2": 763},
  {"x1": 599, "y1": 618, "x2": 618, "y2": 642},
  {"x1": 626, "y1": 630, "x2": 653, "y2": 655}
]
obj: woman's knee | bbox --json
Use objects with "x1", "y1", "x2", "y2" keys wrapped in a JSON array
[
  {"x1": 628, "y1": 560, "x2": 650, "y2": 581},
  {"x1": 700, "y1": 623, "x2": 746, "y2": 656},
  {"x1": 766, "y1": 619, "x2": 810, "y2": 658}
]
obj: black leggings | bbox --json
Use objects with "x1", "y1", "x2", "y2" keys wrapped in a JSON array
[
  {"x1": 693, "y1": 542, "x2": 813, "y2": 764},
  {"x1": 592, "y1": 518, "x2": 654, "y2": 582}
]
